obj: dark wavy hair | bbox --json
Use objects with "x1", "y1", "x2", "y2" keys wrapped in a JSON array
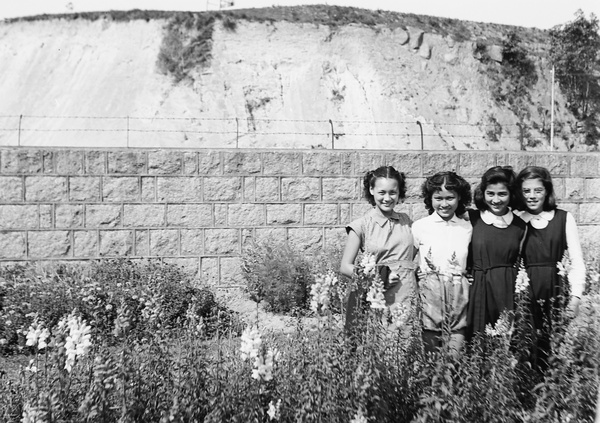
[
  {"x1": 421, "y1": 171, "x2": 472, "y2": 216},
  {"x1": 515, "y1": 166, "x2": 557, "y2": 212},
  {"x1": 363, "y1": 166, "x2": 407, "y2": 206},
  {"x1": 474, "y1": 166, "x2": 518, "y2": 211}
]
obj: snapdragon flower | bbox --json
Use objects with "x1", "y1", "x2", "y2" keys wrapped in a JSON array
[
  {"x1": 25, "y1": 321, "x2": 50, "y2": 350},
  {"x1": 310, "y1": 271, "x2": 338, "y2": 314},
  {"x1": 62, "y1": 313, "x2": 92, "y2": 373},
  {"x1": 515, "y1": 264, "x2": 530, "y2": 294},
  {"x1": 366, "y1": 276, "x2": 386, "y2": 309},
  {"x1": 252, "y1": 348, "x2": 277, "y2": 381},
  {"x1": 240, "y1": 326, "x2": 262, "y2": 361},
  {"x1": 267, "y1": 399, "x2": 282, "y2": 420},
  {"x1": 360, "y1": 253, "x2": 377, "y2": 277},
  {"x1": 350, "y1": 408, "x2": 368, "y2": 423}
]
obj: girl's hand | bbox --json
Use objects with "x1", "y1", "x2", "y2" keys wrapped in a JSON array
[
  {"x1": 389, "y1": 272, "x2": 399, "y2": 284},
  {"x1": 416, "y1": 269, "x2": 426, "y2": 280}
]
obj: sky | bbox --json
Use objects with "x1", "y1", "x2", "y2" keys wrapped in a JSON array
[{"x1": 0, "y1": 0, "x2": 599, "y2": 29}]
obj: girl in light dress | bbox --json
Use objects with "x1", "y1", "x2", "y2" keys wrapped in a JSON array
[
  {"x1": 412, "y1": 171, "x2": 472, "y2": 353},
  {"x1": 515, "y1": 166, "x2": 585, "y2": 369},
  {"x1": 340, "y1": 166, "x2": 417, "y2": 332}
]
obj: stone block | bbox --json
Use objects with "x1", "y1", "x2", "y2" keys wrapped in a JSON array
[
  {"x1": 148, "y1": 150, "x2": 182, "y2": 175},
  {"x1": 157, "y1": 177, "x2": 203, "y2": 202},
  {"x1": 266, "y1": 204, "x2": 301, "y2": 225},
  {"x1": 458, "y1": 153, "x2": 497, "y2": 177},
  {"x1": 263, "y1": 152, "x2": 301, "y2": 175},
  {"x1": 69, "y1": 176, "x2": 101, "y2": 202},
  {"x1": 99, "y1": 230, "x2": 133, "y2": 256},
  {"x1": 203, "y1": 177, "x2": 241, "y2": 201},
  {"x1": 565, "y1": 178, "x2": 584, "y2": 200},
  {"x1": 39, "y1": 205, "x2": 52, "y2": 228},
  {"x1": 304, "y1": 203, "x2": 338, "y2": 225},
  {"x1": 253, "y1": 227, "x2": 287, "y2": 244},
  {"x1": 322, "y1": 178, "x2": 358, "y2": 201},
  {"x1": 228, "y1": 204, "x2": 264, "y2": 226},
  {"x1": 340, "y1": 203, "x2": 351, "y2": 224},
  {"x1": 167, "y1": 204, "x2": 213, "y2": 227},
  {"x1": 243, "y1": 177, "x2": 255, "y2": 201},
  {"x1": 341, "y1": 153, "x2": 353, "y2": 174},
  {"x1": 85, "y1": 151, "x2": 106, "y2": 174},
  {"x1": 552, "y1": 177, "x2": 565, "y2": 201},
  {"x1": 419, "y1": 42, "x2": 432, "y2": 59},
  {"x1": 55, "y1": 204, "x2": 84, "y2": 228},
  {"x1": 198, "y1": 151, "x2": 221, "y2": 175},
  {"x1": 200, "y1": 257, "x2": 219, "y2": 286},
  {"x1": 162, "y1": 258, "x2": 199, "y2": 275},
  {"x1": 351, "y1": 203, "x2": 373, "y2": 220},
  {"x1": 386, "y1": 153, "x2": 422, "y2": 177},
  {"x1": 287, "y1": 228, "x2": 323, "y2": 253},
  {"x1": 585, "y1": 179, "x2": 600, "y2": 200},
  {"x1": 254, "y1": 177, "x2": 280, "y2": 202},
  {"x1": 0, "y1": 176, "x2": 23, "y2": 201},
  {"x1": 123, "y1": 204, "x2": 165, "y2": 227},
  {"x1": 149, "y1": 229, "x2": 179, "y2": 256},
  {"x1": 42, "y1": 151, "x2": 54, "y2": 174},
  {"x1": 559, "y1": 203, "x2": 578, "y2": 220},
  {"x1": 25, "y1": 176, "x2": 68, "y2": 202},
  {"x1": 579, "y1": 203, "x2": 600, "y2": 224},
  {"x1": 181, "y1": 229, "x2": 204, "y2": 255},
  {"x1": 107, "y1": 151, "x2": 146, "y2": 174},
  {"x1": 324, "y1": 227, "x2": 346, "y2": 252},
  {"x1": 0, "y1": 232, "x2": 26, "y2": 259},
  {"x1": 214, "y1": 204, "x2": 227, "y2": 226},
  {"x1": 135, "y1": 229, "x2": 149, "y2": 256},
  {"x1": 141, "y1": 177, "x2": 156, "y2": 202},
  {"x1": 486, "y1": 45, "x2": 503, "y2": 62},
  {"x1": 422, "y1": 153, "x2": 459, "y2": 176},
  {"x1": 281, "y1": 177, "x2": 320, "y2": 201},
  {"x1": 86, "y1": 204, "x2": 121, "y2": 228},
  {"x1": 505, "y1": 153, "x2": 535, "y2": 171},
  {"x1": 1, "y1": 150, "x2": 43, "y2": 174},
  {"x1": 55, "y1": 151, "x2": 84, "y2": 174},
  {"x1": 240, "y1": 228, "x2": 254, "y2": 250},
  {"x1": 28, "y1": 231, "x2": 71, "y2": 258},
  {"x1": 102, "y1": 177, "x2": 140, "y2": 202},
  {"x1": 302, "y1": 152, "x2": 342, "y2": 175},
  {"x1": 220, "y1": 257, "x2": 244, "y2": 286},
  {"x1": 411, "y1": 203, "x2": 430, "y2": 221},
  {"x1": 223, "y1": 152, "x2": 262, "y2": 174},
  {"x1": 204, "y1": 229, "x2": 239, "y2": 254},
  {"x1": 570, "y1": 155, "x2": 599, "y2": 177},
  {"x1": 73, "y1": 230, "x2": 98, "y2": 257},
  {"x1": 0, "y1": 205, "x2": 39, "y2": 229},
  {"x1": 578, "y1": 225, "x2": 600, "y2": 260},
  {"x1": 535, "y1": 154, "x2": 568, "y2": 176},
  {"x1": 407, "y1": 27, "x2": 424, "y2": 50},
  {"x1": 406, "y1": 177, "x2": 425, "y2": 200},
  {"x1": 183, "y1": 152, "x2": 198, "y2": 175}
]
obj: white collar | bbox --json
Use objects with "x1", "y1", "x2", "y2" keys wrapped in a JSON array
[
  {"x1": 481, "y1": 209, "x2": 513, "y2": 228},
  {"x1": 430, "y1": 212, "x2": 459, "y2": 224},
  {"x1": 514, "y1": 209, "x2": 554, "y2": 229}
]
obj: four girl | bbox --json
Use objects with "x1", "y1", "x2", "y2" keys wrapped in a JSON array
[{"x1": 341, "y1": 164, "x2": 586, "y2": 357}]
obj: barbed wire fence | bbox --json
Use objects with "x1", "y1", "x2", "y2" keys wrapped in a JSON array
[{"x1": 0, "y1": 113, "x2": 557, "y2": 150}]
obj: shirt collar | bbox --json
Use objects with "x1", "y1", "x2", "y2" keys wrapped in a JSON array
[
  {"x1": 430, "y1": 212, "x2": 459, "y2": 224},
  {"x1": 514, "y1": 209, "x2": 554, "y2": 229},
  {"x1": 371, "y1": 207, "x2": 401, "y2": 227},
  {"x1": 481, "y1": 209, "x2": 514, "y2": 228}
]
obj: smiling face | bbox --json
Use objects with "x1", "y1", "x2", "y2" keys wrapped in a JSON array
[
  {"x1": 370, "y1": 177, "x2": 400, "y2": 216},
  {"x1": 484, "y1": 182, "x2": 510, "y2": 216},
  {"x1": 521, "y1": 178, "x2": 546, "y2": 215},
  {"x1": 431, "y1": 186, "x2": 459, "y2": 221}
]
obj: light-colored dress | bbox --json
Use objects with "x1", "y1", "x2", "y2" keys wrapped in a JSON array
[
  {"x1": 346, "y1": 207, "x2": 416, "y2": 307},
  {"x1": 412, "y1": 212, "x2": 472, "y2": 333}
]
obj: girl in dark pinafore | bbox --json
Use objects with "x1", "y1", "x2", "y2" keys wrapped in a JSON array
[
  {"x1": 467, "y1": 166, "x2": 527, "y2": 335},
  {"x1": 515, "y1": 166, "x2": 585, "y2": 369}
]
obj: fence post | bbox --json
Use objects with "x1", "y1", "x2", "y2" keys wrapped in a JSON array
[
  {"x1": 126, "y1": 115, "x2": 130, "y2": 148},
  {"x1": 18, "y1": 114, "x2": 23, "y2": 147},
  {"x1": 328, "y1": 119, "x2": 334, "y2": 149},
  {"x1": 416, "y1": 120, "x2": 423, "y2": 150},
  {"x1": 236, "y1": 117, "x2": 239, "y2": 148}
]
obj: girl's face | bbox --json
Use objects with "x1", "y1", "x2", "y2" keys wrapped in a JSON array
[
  {"x1": 370, "y1": 177, "x2": 399, "y2": 216},
  {"x1": 521, "y1": 178, "x2": 546, "y2": 215},
  {"x1": 484, "y1": 182, "x2": 510, "y2": 216},
  {"x1": 432, "y1": 186, "x2": 459, "y2": 221}
]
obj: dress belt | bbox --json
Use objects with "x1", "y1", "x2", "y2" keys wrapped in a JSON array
[
  {"x1": 377, "y1": 260, "x2": 418, "y2": 270},
  {"x1": 525, "y1": 262, "x2": 556, "y2": 268},
  {"x1": 472, "y1": 264, "x2": 514, "y2": 274}
]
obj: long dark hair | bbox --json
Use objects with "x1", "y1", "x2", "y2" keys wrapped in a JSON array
[
  {"x1": 515, "y1": 166, "x2": 557, "y2": 211},
  {"x1": 474, "y1": 166, "x2": 518, "y2": 211},
  {"x1": 363, "y1": 166, "x2": 406, "y2": 206},
  {"x1": 421, "y1": 171, "x2": 471, "y2": 216}
]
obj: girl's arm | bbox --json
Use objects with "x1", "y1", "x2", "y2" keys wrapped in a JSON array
[
  {"x1": 566, "y1": 212, "x2": 585, "y2": 298},
  {"x1": 340, "y1": 230, "x2": 361, "y2": 279}
]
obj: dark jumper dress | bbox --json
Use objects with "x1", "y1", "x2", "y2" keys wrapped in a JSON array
[{"x1": 467, "y1": 210, "x2": 527, "y2": 334}]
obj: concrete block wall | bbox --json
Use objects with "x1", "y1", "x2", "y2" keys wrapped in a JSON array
[{"x1": 1, "y1": 148, "x2": 600, "y2": 286}]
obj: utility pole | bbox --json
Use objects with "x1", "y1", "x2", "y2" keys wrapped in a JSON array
[{"x1": 550, "y1": 65, "x2": 555, "y2": 151}]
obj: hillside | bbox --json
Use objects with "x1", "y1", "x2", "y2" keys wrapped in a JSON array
[{"x1": 0, "y1": 6, "x2": 585, "y2": 150}]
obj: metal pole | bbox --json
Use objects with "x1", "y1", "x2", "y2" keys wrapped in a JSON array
[
  {"x1": 18, "y1": 114, "x2": 23, "y2": 146},
  {"x1": 328, "y1": 119, "x2": 334, "y2": 149},
  {"x1": 416, "y1": 121, "x2": 423, "y2": 150},
  {"x1": 126, "y1": 115, "x2": 130, "y2": 148},
  {"x1": 550, "y1": 65, "x2": 555, "y2": 151},
  {"x1": 235, "y1": 117, "x2": 239, "y2": 148}
]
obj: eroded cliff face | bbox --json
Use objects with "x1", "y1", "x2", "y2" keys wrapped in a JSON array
[{"x1": 0, "y1": 13, "x2": 579, "y2": 150}]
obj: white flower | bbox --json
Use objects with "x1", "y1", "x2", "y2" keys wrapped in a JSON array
[
  {"x1": 240, "y1": 327, "x2": 262, "y2": 361},
  {"x1": 350, "y1": 408, "x2": 368, "y2": 423},
  {"x1": 63, "y1": 313, "x2": 92, "y2": 373},
  {"x1": 25, "y1": 321, "x2": 50, "y2": 350},
  {"x1": 310, "y1": 271, "x2": 338, "y2": 314},
  {"x1": 252, "y1": 348, "x2": 277, "y2": 381},
  {"x1": 25, "y1": 359, "x2": 38, "y2": 374},
  {"x1": 515, "y1": 266, "x2": 529, "y2": 294},
  {"x1": 360, "y1": 254, "x2": 377, "y2": 277},
  {"x1": 366, "y1": 277, "x2": 386, "y2": 310},
  {"x1": 21, "y1": 403, "x2": 45, "y2": 423},
  {"x1": 267, "y1": 399, "x2": 282, "y2": 420}
]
